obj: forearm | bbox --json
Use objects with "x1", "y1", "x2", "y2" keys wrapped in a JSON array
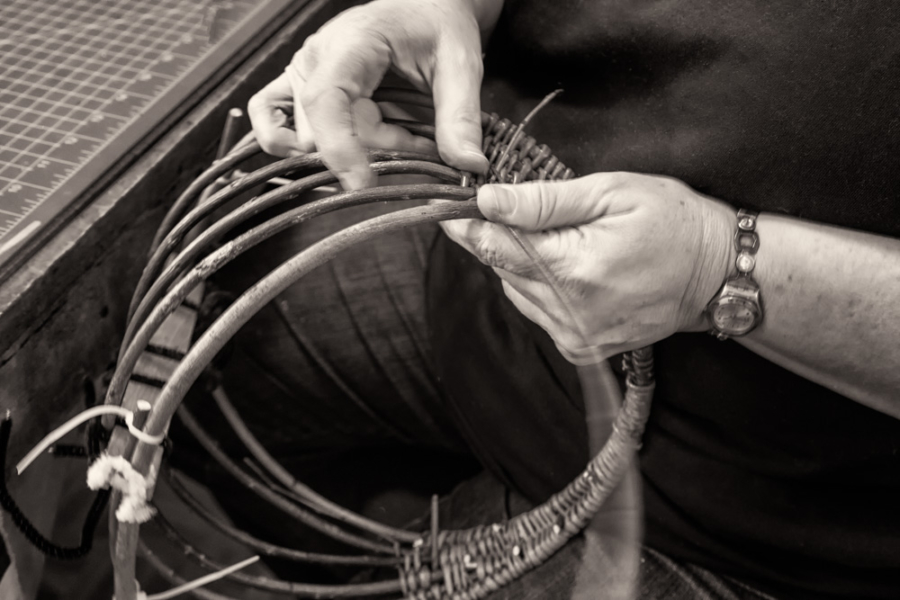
[
  {"x1": 737, "y1": 213, "x2": 900, "y2": 417},
  {"x1": 461, "y1": 173, "x2": 899, "y2": 413}
]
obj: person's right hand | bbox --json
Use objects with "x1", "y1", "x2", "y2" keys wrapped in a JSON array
[{"x1": 247, "y1": 0, "x2": 499, "y2": 191}]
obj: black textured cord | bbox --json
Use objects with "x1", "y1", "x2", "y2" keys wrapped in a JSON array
[
  {"x1": 0, "y1": 414, "x2": 110, "y2": 559},
  {"x1": 87, "y1": 417, "x2": 112, "y2": 459},
  {"x1": 49, "y1": 444, "x2": 88, "y2": 458}
]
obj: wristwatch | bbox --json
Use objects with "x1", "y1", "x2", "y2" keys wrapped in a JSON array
[{"x1": 706, "y1": 209, "x2": 764, "y2": 340}]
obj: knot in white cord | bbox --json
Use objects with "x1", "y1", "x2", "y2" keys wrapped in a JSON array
[
  {"x1": 16, "y1": 402, "x2": 165, "y2": 475},
  {"x1": 87, "y1": 452, "x2": 157, "y2": 523},
  {"x1": 125, "y1": 409, "x2": 166, "y2": 446}
]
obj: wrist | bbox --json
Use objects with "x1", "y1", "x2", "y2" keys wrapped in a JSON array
[
  {"x1": 704, "y1": 208, "x2": 766, "y2": 339},
  {"x1": 681, "y1": 199, "x2": 737, "y2": 331}
]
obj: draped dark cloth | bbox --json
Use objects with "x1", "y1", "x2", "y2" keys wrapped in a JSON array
[{"x1": 428, "y1": 3, "x2": 900, "y2": 598}]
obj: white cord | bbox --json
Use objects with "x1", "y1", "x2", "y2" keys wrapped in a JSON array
[
  {"x1": 124, "y1": 410, "x2": 167, "y2": 446},
  {"x1": 15, "y1": 403, "x2": 165, "y2": 475}
]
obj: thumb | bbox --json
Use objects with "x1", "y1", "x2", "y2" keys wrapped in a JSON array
[{"x1": 478, "y1": 179, "x2": 607, "y2": 231}]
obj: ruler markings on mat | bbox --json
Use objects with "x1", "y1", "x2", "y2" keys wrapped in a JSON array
[{"x1": 0, "y1": 0, "x2": 296, "y2": 270}]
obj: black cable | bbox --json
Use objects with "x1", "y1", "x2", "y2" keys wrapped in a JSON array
[
  {"x1": 0, "y1": 413, "x2": 109, "y2": 559},
  {"x1": 48, "y1": 444, "x2": 88, "y2": 458}
]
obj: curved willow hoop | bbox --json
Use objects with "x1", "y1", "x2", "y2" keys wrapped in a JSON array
[{"x1": 103, "y1": 89, "x2": 654, "y2": 600}]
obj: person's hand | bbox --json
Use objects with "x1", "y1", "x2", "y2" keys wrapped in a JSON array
[
  {"x1": 247, "y1": 0, "x2": 498, "y2": 190},
  {"x1": 441, "y1": 173, "x2": 737, "y2": 363}
]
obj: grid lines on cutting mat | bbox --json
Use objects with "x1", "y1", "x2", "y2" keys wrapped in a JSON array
[
  {"x1": 0, "y1": 0, "x2": 206, "y2": 216},
  {"x1": 0, "y1": 0, "x2": 268, "y2": 268}
]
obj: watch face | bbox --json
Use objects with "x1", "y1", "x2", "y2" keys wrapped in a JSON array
[{"x1": 711, "y1": 300, "x2": 759, "y2": 335}]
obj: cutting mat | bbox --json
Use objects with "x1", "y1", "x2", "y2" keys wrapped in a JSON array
[{"x1": 0, "y1": 0, "x2": 297, "y2": 276}]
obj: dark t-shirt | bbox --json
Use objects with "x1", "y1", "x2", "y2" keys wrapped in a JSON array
[{"x1": 428, "y1": 2, "x2": 900, "y2": 598}]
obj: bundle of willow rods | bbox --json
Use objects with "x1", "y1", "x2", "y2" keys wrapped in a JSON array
[{"x1": 102, "y1": 89, "x2": 655, "y2": 600}]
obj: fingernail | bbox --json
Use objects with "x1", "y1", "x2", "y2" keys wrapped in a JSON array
[
  {"x1": 461, "y1": 141, "x2": 483, "y2": 155},
  {"x1": 461, "y1": 142, "x2": 489, "y2": 174},
  {"x1": 438, "y1": 217, "x2": 466, "y2": 241},
  {"x1": 480, "y1": 185, "x2": 514, "y2": 219},
  {"x1": 343, "y1": 169, "x2": 374, "y2": 191}
]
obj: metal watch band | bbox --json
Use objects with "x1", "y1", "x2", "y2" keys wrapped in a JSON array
[
  {"x1": 734, "y1": 208, "x2": 759, "y2": 276},
  {"x1": 706, "y1": 208, "x2": 764, "y2": 340}
]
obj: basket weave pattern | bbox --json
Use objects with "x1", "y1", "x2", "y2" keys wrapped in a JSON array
[{"x1": 100, "y1": 90, "x2": 655, "y2": 600}]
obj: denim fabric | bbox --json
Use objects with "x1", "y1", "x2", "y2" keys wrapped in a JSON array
[{"x1": 463, "y1": 5, "x2": 900, "y2": 597}]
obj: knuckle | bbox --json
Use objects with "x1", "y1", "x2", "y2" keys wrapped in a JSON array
[
  {"x1": 247, "y1": 91, "x2": 266, "y2": 112},
  {"x1": 474, "y1": 234, "x2": 506, "y2": 270},
  {"x1": 296, "y1": 136, "x2": 316, "y2": 154},
  {"x1": 565, "y1": 262, "x2": 591, "y2": 290},
  {"x1": 252, "y1": 128, "x2": 279, "y2": 154},
  {"x1": 299, "y1": 85, "x2": 339, "y2": 119},
  {"x1": 601, "y1": 171, "x2": 631, "y2": 191},
  {"x1": 531, "y1": 183, "x2": 556, "y2": 228},
  {"x1": 473, "y1": 235, "x2": 496, "y2": 266},
  {"x1": 452, "y1": 106, "x2": 482, "y2": 130},
  {"x1": 299, "y1": 85, "x2": 324, "y2": 109},
  {"x1": 295, "y1": 37, "x2": 318, "y2": 69},
  {"x1": 443, "y1": 48, "x2": 483, "y2": 79}
]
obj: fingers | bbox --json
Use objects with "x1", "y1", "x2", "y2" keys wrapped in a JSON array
[
  {"x1": 500, "y1": 278, "x2": 557, "y2": 332},
  {"x1": 298, "y1": 36, "x2": 394, "y2": 190},
  {"x1": 248, "y1": 30, "x2": 394, "y2": 188},
  {"x1": 251, "y1": 64, "x2": 436, "y2": 185},
  {"x1": 494, "y1": 266, "x2": 580, "y2": 344},
  {"x1": 300, "y1": 91, "x2": 438, "y2": 189},
  {"x1": 478, "y1": 176, "x2": 626, "y2": 231},
  {"x1": 352, "y1": 99, "x2": 437, "y2": 155},
  {"x1": 247, "y1": 74, "x2": 308, "y2": 157},
  {"x1": 256, "y1": 66, "x2": 435, "y2": 156},
  {"x1": 250, "y1": 1, "x2": 488, "y2": 187},
  {"x1": 303, "y1": 84, "x2": 374, "y2": 190},
  {"x1": 501, "y1": 279, "x2": 612, "y2": 365},
  {"x1": 441, "y1": 217, "x2": 566, "y2": 278},
  {"x1": 432, "y1": 43, "x2": 489, "y2": 174},
  {"x1": 285, "y1": 66, "x2": 316, "y2": 153},
  {"x1": 248, "y1": 0, "x2": 488, "y2": 187}
]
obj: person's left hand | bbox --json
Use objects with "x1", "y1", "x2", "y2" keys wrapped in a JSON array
[{"x1": 440, "y1": 172, "x2": 737, "y2": 363}]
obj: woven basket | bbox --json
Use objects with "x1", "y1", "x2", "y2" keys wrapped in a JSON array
[{"x1": 103, "y1": 89, "x2": 654, "y2": 600}]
